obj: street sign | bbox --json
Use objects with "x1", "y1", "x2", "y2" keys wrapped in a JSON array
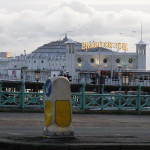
[
  {"x1": 45, "y1": 79, "x2": 52, "y2": 97},
  {"x1": 43, "y1": 77, "x2": 74, "y2": 138}
]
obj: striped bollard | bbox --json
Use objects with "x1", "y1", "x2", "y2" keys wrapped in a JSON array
[{"x1": 43, "y1": 76, "x2": 74, "y2": 138}]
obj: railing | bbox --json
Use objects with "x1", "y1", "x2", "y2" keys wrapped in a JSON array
[
  {"x1": 0, "y1": 91, "x2": 44, "y2": 108},
  {"x1": 0, "y1": 75, "x2": 150, "y2": 87},
  {"x1": 0, "y1": 76, "x2": 21, "y2": 81},
  {"x1": 0, "y1": 80, "x2": 44, "y2": 108},
  {"x1": 71, "y1": 83, "x2": 150, "y2": 111},
  {"x1": 0, "y1": 81, "x2": 150, "y2": 112},
  {"x1": 104, "y1": 78, "x2": 150, "y2": 86}
]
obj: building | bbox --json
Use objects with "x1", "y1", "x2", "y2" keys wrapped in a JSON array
[{"x1": 0, "y1": 35, "x2": 148, "y2": 84}]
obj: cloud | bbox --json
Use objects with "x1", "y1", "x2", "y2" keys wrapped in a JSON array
[{"x1": 0, "y1": 0, "x2": 149, "y2": 57}]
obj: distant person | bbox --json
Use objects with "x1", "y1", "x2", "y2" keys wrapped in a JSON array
[{"x1": 139, "y1": 76, "x2": 143, "y2": 80}]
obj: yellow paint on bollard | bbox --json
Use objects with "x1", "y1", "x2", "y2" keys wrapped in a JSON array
[
  {"x1": 43, "y1": 77, "x2": 74, "y2": 137},
  {"x1": 55, "y1": 100, "x2": 71, "y2": 128},
  {"x1": 44, "y1": 101, "x2": 52, "y2": 127}
]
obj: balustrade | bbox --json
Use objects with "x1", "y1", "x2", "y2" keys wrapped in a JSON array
[{"x1": 0, "y1": 81, "x2": 150, "y2": 112}]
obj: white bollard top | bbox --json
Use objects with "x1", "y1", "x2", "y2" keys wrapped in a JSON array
[
  {"x1": 44, "y1": 76, "x2": 74, "y2": 137},
  {"x1": 45, "y1": 76, "x2": 71, "y2": 101}
]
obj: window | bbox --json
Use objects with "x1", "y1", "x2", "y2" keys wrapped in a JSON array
[
  {"x1": 72, "y1": 45, "x2": 75, "y2": 53},
  {"x1": 77, "y1": 57, "x2": 82, "y2": 63},
  {"x1": 41, "y1": 60, "x2": 44, "y2": 63},
  {"x1": 90, "y1": 58, "x2": 95, "y2": 63},
  {"x1": 103, "y1": 58, "x2": 107, "y2": 63},
  {"x1": 116, "y1": 58, "x2": 120, "y2": 63},
  {"x1": 34, "y1": 60, "x2": 36, "y2": 63},
  {"x1": 69, "y1": 45, "x2": 71, "y2": 53},
  {"x1": 128, "y1": 58, "x2": 133, "y2": 63}
]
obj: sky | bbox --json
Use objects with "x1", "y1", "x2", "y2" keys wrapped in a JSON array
[{"x1": 0, "y1": 0, "x2": 150, "y2": 69}]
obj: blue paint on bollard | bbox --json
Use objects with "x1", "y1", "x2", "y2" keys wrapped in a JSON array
[{"x1": 45, "y1": 79, "x2": 52, "y2": 97}]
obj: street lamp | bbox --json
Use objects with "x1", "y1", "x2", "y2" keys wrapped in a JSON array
[
  {"x1": 122, "y1": 71, "x2": 129, "y2": 86},
  {"x1": 21, "y1": 67, "x2": 28, "y2": 80},
  {"x1": 98, "y1": 47, "x2": 101, "y2": 85},
  {"x1": 35, "y1": 69, "x2": 41, "y2": 82},
  {"x1": 34, "y1": 69, "x2": 41, "y2": 92},
  {"x1": 122, "y1": 70, "x2": 129, "y2": 94}
]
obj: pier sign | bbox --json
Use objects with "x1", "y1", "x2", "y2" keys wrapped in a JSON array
[{"x1": 82, "y1": 42, "x2": 128, "y2": 51}]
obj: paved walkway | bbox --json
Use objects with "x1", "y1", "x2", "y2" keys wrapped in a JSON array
[{"x1": 0, "y1": 112, "x2": 150, "y2": 149}]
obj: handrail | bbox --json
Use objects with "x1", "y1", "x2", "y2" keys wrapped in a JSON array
[{"x1": 0, "y1": 81, "x2": 150, "y2": 111}]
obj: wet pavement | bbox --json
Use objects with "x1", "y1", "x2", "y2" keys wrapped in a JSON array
[{"x1": 0, "y1": 112, "x2": 150, "y2": 149}]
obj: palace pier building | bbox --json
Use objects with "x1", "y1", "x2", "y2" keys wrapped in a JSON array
[{"x1": 0, "y1": 34, "x2": 148, "y2": 85}]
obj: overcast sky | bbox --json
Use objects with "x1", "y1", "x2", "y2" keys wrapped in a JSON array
[{"x1": 0, "y1": 0, "x2": 150, "y2": 69}]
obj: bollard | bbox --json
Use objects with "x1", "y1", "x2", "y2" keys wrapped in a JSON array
[{"x1": 43, "y1": 76, "x2": 74, "y2": 138}]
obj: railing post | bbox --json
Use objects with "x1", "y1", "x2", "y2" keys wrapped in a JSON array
[
  {"x1": 81, "y1": 82, "x2": 86, "y2": 112},
  {"x1": 0, "y1": 81, "x2": 2, "y2": 105},
  {"x1": 42, "y1": 85, "x2": 45, "y2": 108},
  {"x1": 100, "y1": 84, "x2": 104, "y2": 110},
  {"x1": 118, "y1": 85, "x2": 122, "y2": 110},
  {"x1": 136, "y1": 83, "x2": 141, "y2": 112},
  {"x1": 0, "y1": 80, "x2": 2, "y2": 92},
  {"x1": 20, "y1": 80, "x2": 25, "y2": 109},
  {"x1": 101, "y1": 84, "x2": 104, "y2": 94}
]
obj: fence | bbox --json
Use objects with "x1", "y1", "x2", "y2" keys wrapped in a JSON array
[
  {"x1": 0, "y1": 80, "x2": 44, "y2": 109},
  {"x1": 0, "y1": 80, "x2": 150, "y2": 112},
  {"x1": 72, "y1": 83, "x2": 150, "y2": 111}
]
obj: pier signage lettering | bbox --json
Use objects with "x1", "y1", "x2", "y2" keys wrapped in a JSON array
[{"x1": 82, "y1": 42, "x2": 128, "y2": 51}]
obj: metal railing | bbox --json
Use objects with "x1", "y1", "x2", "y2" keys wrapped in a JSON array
[
  {"x1": 0, "y1": 80, "x2": 44, "y2": 108},
  {"x1": 0, "y1": 81, "x2": 150, "y2": 112},
  {"x1": 1, "y1": 75, "x2": 150, "y2": 86},
  {"x1": 71, "y1": 83, "x2": 150, "y2": 111},
  {"x1": 104, "y1": 78, "x2": 150, "y2": 86}
]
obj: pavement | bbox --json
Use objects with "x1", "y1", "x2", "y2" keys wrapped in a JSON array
[{"x1": 0, "y1": 112, "x2": 150, "y2": 149}]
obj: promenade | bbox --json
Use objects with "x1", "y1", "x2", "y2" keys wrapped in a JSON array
[{"x1": 0, "y1": 112, "x2": 150, "y2": 149}]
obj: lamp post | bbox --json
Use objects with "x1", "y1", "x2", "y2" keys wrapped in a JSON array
[
  {"x1": 21, "y1": 67, "x2": 28, "y2": 80},
  {"x1": 35, "y1": 69, "x2": 41, "y2": 82},
  {"x1": 34, "y1": 69, "x2": 41, "y2": 92},
  {"x1": 122, "y1": 70, "x2": 129, "y2": 94},
  {"x1": 59, "y1": 65, "x2": 66, "y2": 76},
  {"x1": 98, "y1": 47, "x2": 103, "y2": 93},
  {"x1": 122, "y1": 72, "x2": 129, "y2": 85},
  {"x1": 98, "y1": 47, "x2": 101, "y2": 85},
  {"x1": 61, "y1": 65, "x2": 65, "y2": 76}
]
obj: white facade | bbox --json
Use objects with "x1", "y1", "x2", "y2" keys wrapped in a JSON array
[
  {"x1": 0, "y1": 35, "x2": 147, "y2": 83},
  {"x1": 136, "y1": 40, "x2": 147, "y2": 70}
]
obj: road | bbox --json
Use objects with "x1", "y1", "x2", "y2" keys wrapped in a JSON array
[{"x1": 0, "y1": 112, "x2": 150, "y2": 144}]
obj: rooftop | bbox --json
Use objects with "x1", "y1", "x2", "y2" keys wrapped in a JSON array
[{"x1": 136, "y1": 40, "x2": 147, "y2": 45}]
